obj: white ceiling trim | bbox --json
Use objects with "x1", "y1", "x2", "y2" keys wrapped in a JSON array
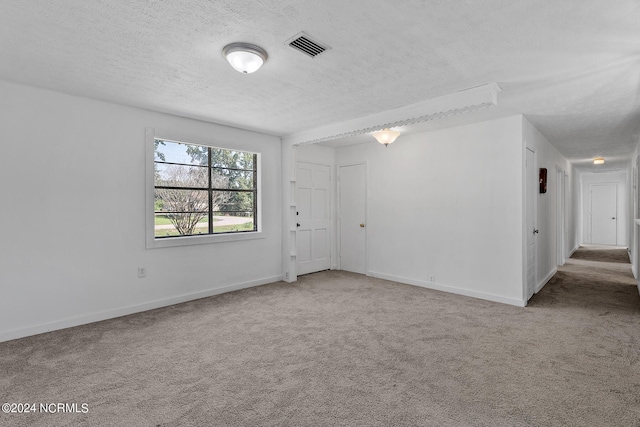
[{"x1": 283, "y1": 83, "x2": 501, "y2": 146}]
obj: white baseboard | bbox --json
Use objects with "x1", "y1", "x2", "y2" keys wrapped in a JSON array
[
  {"x1": 0, "y1": 275, "x2": 282, "y2": 343},
  {"x1": 569, "y1": 245, "x2": 579, "y2": 257},
  {"x1": 368, "y1": 271, "x2": 526, "y2": 307},
  {"x1": 535, "y1": 268, "x2": 557, "y2": 294}
]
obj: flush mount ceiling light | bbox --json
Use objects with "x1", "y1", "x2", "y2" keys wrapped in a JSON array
[
  {"x1": 594, "y1": 157, "x2": 605, "y2": 165},
  {"x1": 222, "y1": 43, "x2": 268, "y2": 74},
  {"x1": 372, "y1": 128, "x2": 401, "y2": 147}
]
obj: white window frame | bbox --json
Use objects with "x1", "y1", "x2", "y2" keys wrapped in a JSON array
[{"x1": 145, "y1": 128, "x2": 263, "y2": 249}]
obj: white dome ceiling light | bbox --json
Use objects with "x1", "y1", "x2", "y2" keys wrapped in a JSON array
[
  {"x1": 372, "y1": 128, "x2": 401, "y2": 147},
  {"x1": 222, "y1": 43, "x2": 268, "y2": 74}
]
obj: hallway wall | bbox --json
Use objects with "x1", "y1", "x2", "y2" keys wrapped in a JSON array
[
  {"x1": 628, "y1": 139, "x2": 640, "y2": 289},
  {"x1": 523, "y1": 117, "x2": 576, "y2": 292},
  {"x1": 335, "y1": 116, "x2": 525, "y2": 305}
]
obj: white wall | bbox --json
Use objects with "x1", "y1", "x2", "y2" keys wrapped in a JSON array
[
  {"x1": 629, "y1": 142, "x2": 640, "y2": 290},
  {"x1": 522, "y1": 117, "x2": 576, "y2": 291},
  {"x1": 295, "y1": 144, "x2": 338, "y2": 270},
  {"x1": 629, "y1": 145, "x2": 639, "y2": 279},
  {"x1": 335, "y1": 116, "x2": 525, "y2": 305},
  {"x1": 580, "y1": 171, "x2": 629, "y2": 246},
  {"x1": 0, "y1": 81, "x2": 282, "y2": 342}
]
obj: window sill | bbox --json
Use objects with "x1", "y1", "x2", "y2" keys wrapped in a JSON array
[{"x1": 147, "y1": 231, "x2": 264, "y2": 249}]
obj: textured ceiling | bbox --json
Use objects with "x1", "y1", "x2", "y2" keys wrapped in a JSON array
[{"x1": 1, "y1": 0, "x2": 639, "y2": 172}]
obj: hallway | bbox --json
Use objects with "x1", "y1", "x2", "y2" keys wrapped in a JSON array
[
  {"x1": 530, "y1": 245, "x2": 639, "y2": 314},
  {"x1": 525, "y1": 245, "x2": 640, "y2": 424}
]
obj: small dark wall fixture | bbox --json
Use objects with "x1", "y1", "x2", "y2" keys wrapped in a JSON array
[{"x1": 539, "y1": 168, "x2": 547, "y2": 193}]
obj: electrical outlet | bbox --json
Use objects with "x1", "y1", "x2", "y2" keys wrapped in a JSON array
[
  {"x1": 285, "y1": 272, "x2": 289, "y2": 280},
  {"x1": 429, "y1": 275, "x2": 435, "y2": 282},
  {"x1": 138, "y1": 267, "x2": 146, "y2": 278}
]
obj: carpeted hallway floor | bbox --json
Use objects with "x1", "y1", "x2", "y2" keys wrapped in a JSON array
[{"x1": 1, "y1": 246, "x2": 639, "y2": 426}]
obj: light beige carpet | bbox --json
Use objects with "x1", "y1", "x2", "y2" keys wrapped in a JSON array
[{"x1": 1, "y1": 246, "x2": 639, "y2": 426}]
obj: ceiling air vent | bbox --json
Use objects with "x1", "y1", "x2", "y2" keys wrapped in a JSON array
[{"x1": 286, "y1": 32, "x2": 331, "y2": 58}]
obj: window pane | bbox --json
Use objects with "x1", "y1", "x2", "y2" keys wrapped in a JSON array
[
  {"x1": 211, "y1": 213, "x2": 254, "y2": 233},
  {"x1": 155, "y1": 188, "x2": 209, "y2": 213},
  {"x1": 211, "y1": 169, "x2": 254, "y2": 190},
  {"x1": 155, "y1": 214, "x2": 209, "y2": 237},
  {"x1": 155, "y1": 163, "x2": 208, "y2": 188},
  {"x1": 213, "y1": 190, "x2": 255, "y2": 214},
  {"x1": 155, "y1": 139, "x2": 208, "y2": 166},
  {"x1": 211, "y1": 149, "x2": 254, "y2": 170}
]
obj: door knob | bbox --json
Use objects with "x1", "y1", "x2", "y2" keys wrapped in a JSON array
[
  {"x1": 533, "y1": 229, "x2": 539, "y2": 234},
  {"x1": 296, "y1": 223, "x2": 300, "y2": 227},
  {"x1": 612, "y1": 217, "x2": 616, "y2": 220},
  {"x1": 360, "y1": 223, "x2": 365, "y2": 228}
]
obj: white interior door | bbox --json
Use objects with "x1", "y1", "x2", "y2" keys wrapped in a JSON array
[
  {"x1": 590, "y1": 183, "x2": 617, "y2": 245},
  {"x1": 526, "y1": 148, "x2": 537, "y2": 300},
  {"x1": 296, "y1": 162, "x2": 331, "y2": 275},
  {"x1": 339, "y1": 163, "x2": 366, "y2": 274}
]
